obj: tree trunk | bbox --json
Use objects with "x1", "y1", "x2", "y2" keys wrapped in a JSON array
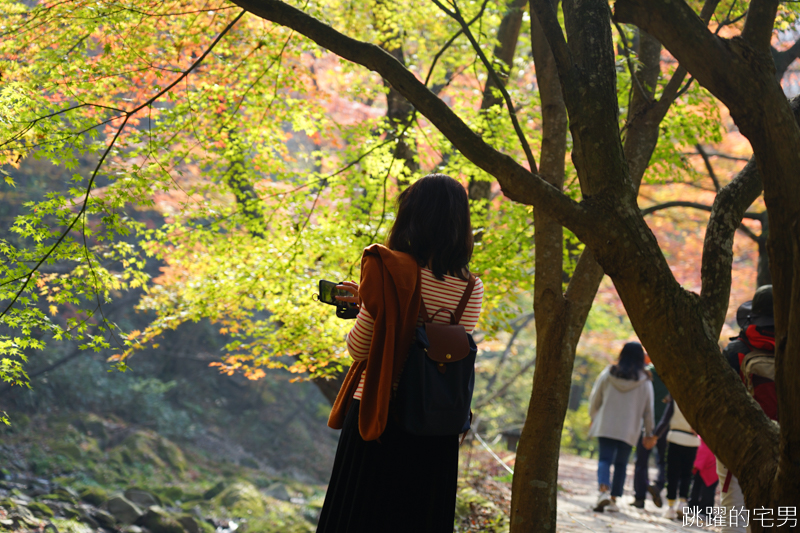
[{"x1": 510, "y1": 4, "x2": 607, "y2": 531}]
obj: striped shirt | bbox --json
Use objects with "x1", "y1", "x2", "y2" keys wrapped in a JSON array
[{"x1": 346, "y1": 268, "x2": 484, "y2": 400}]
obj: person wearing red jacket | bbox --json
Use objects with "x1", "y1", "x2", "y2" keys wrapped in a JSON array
[{"x1": 717, "y1": 285, "x2": 775, "y2": 533}]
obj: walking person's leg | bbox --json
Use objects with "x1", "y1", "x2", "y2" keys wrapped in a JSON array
[
  {"x1": 632, "y1": 433, "x2": 651, "y2": 508},
  {"x1": 664, "y1": 442, "x2": 680, "y2": 519},
  {"x1": 717, "y1": 459, "x2": 751, "y2": 533},
  {"x1": 676, "y1": 444, "x2": 698, "y2": 518},
  {"x1": 653, "y1": 432, "x2": 668, "y2": 499},
  {"x1": 608, "y1": 439, "x2": 633, "y2": 511},
  {"x1": 594, "y1": 437, "x2": 615, "y2": 511}
]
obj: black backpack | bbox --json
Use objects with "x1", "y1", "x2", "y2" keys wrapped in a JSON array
[{"x1": 393, "y1": 275, "x2": 477, "y2": 436}]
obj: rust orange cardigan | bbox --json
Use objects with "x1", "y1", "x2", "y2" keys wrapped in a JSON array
[{"x1": 327, "y1": 244, "x2": 421, "y2": 441}]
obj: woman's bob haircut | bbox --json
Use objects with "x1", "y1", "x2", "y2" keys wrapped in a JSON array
[
  {"x1": 610, "y1": 342, "x2": 646, "y2": 381},
  {"x1": 386, "y1": 174, "x2": 473, "y2": 281}
]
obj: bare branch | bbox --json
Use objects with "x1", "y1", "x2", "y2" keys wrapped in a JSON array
[
  {"x1": 615, "y1": 22, "x2": 650, "y2": 104},
  {"x1": 481, "y1": 312, "x2": 535, "y2": 395},
  {"x1": 701, "y1": 157, "x2": 763, "y2": 335},
  {"x1": 696, "y1": 144, "x2": 721, "y2": 191},
  {"x1": 772, "y1": 40, "x2": 800, "y2": 81},
  {"x1": 529, "y1": 0, "x2": 575, "y2": 89},
  {"x1": 641, "y1": 199, "x2": 763, "y2": 220}
]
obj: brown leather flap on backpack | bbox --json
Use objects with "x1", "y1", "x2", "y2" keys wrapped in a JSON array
[{"x1": 424, "y1": 322, "x2": 471, "y2": 363}]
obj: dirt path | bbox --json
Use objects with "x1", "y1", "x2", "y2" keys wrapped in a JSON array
[
  {"x1": 461, "y1": 443, "x2": 721, "y2": 533},
  {"x1": 554, "y1": 453, "x2": 719, "y2": 533}
]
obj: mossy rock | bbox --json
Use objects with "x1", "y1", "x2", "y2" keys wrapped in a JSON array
[
  {"x1": 155, "y1": 438, "x2": 186, "y2": 473},
  {"x1": 136, "y1": 506, "x2": 185, "y2": 533},
  {"x1": 72, "y1": 413, "x2": 108, "y2": 443},
  {"x1": 246, "y1": 498, "x2": 314, "y2": 533},
  {"x1": 118, "y1": 432, "x2": 167, "y2": 469},
  {"x1": 202, "y1": 481, "x2": 225, "y2": 500},
  {"x1": 39, "y1": 493, "x2": 76, "y2": 504},
  {"x1": 63, "y1": 506, "x2": 82, "y2": 520},
  {"x1": 124, "y1": 488, "x2": 161, "y2": 508},
  {"x1": 52, "y1": 442, "x2": 83, "y2": 461},
  {"x1": 50, "y1": 518, "x2": 94, "y2": 533},
  {"x1": 79, "y1": 486, "x2": 108, "y2": 506},
  {"x1": 155, "y1": 486, "x2": 185, "y2": 503},
  {"x1": 27, "y1": 502, "x2": 55, "y2": 518},
  {"x1": 111, "y1": 431, "x2": 186, "y2": 474},
  {"x1": 214, "y1": 481, "x2": 265, "y2": 517},
  {"x1": 197, "y1": 520, "x2": 215, "y2": 533}
]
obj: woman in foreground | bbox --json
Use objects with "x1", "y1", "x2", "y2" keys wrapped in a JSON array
[{"x1": 316, "y1": 174, "x2": 484, "y2": 533}]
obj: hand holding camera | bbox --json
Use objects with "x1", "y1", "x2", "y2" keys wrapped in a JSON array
[{"x1": 317, "y1": 280, "x2": 360, "y2": 319}]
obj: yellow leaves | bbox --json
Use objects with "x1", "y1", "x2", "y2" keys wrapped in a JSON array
[
  {"x1": 2, "y1": 151, "x2": 24, "y2": 170},
  {"x1": 49, "y1": 305, "x2": 57, "y2": 316}
]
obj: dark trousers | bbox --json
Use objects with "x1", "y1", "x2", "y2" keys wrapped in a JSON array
[
  {"x1": 597, "y1": 437, "x2": 633, "y2": 497},
  {"x1": 633, "y1": 431, "x2": 667, "y2": 500},
  {"x1": 688, "y1": 472, "x2": 718, "y2": 512},
  {"x1": 666, "y1": 442, "x2": 698, "y2": 500}
]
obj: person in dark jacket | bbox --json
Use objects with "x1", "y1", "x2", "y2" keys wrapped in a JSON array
[{"x1": 631, "y1": 363, "x2": 669, "y2": 509}]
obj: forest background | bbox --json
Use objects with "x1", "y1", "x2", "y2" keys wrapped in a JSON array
[{"x1": 0, "y1": 0, "x2": 793, "y2": 532}]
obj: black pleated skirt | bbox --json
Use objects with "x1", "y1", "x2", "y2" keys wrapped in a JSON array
[{"x1": 317, "y1": 400, "x2": 459, "y2": 533}]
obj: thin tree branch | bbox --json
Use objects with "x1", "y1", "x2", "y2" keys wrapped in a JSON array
[
  {"x1": 772, "y1": 39, "x2": 800, "y2": 81},
  {"x1": 481, "y1": 312, "x2": 535, "y2": 394},
  {"x1": 475, "y1": 354, "x2": 536, "y2": 409},
  {"x1": 614, "y1": 22, "x2": 650, "y2": 104},
  {"x1": 696, "y1": 144, "x2": 720, "y2": 191},
  {"x1": 640, "y1": 200, "x2": 763, "y2": 219},
  {"x1": 423, "y1": 0, "x2": 492, "y2": 86},
  {"x1": 431, "y1": 0, "x2": 538, "y2": 173}
]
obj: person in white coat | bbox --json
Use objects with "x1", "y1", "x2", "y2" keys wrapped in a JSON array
[{"x1": 588, "y1": 342, "x2": 655, "y2": 512}]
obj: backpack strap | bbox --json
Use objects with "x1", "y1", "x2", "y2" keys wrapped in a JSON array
[{"x1": 419, "y1": 274, "x2": 476, "y2": 325}]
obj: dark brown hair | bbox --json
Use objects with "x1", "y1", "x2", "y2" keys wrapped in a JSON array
[
  {"x1": 385, "y1": 174, "x2": 473, "y2": 280},
  {"x1": 610, "y1": 342, "x2": 646, "y2": 381}
]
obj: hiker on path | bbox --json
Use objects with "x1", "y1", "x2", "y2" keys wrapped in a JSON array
[
  {"x1": 588, "y1": 342, "x2": 655, "y2": 513},
  {"x1": 653, "y1": 399, "x2": 699, "y2": 520},
  {"x1": 687, "y1": 436, "x2": 719, "y2": 522},
  {"x1": 632, "y1": 362, "x2": 669, "y2": 509},
  {"x1": 717, "y1": 284, "x2": 775, "y2": 533},
  {"x1": 316, "y1": 174, "x2": 484, "y2": 533}
]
